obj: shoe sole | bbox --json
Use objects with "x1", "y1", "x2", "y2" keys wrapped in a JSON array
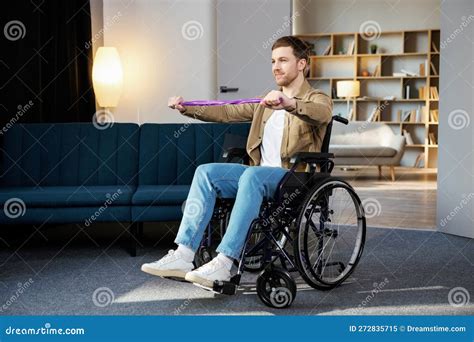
[
  {"x1": 141, "y1": 265, "x2": 189, "y2": 279},
  {"x1": 184, "y1": 273, "x2": 214, "y2": 288}
]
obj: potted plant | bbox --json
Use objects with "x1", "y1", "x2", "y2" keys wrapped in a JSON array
[{"x1": 370, "y1": 44, "x2": 378, "y2": 54}]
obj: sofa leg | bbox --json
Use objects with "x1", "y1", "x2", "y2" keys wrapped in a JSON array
[
  {"x1": 129, "y1": 222, "x2": 138, "y2": 257},
  {"x1": 377, "y1": 165, "x2": 382, "y2": 179},
  {"x1": 390, "y1": 166, "x2": 395, "y2": 182},
  {"x1": 138, "y1": 222, "x2": 144, "y2": 239}
]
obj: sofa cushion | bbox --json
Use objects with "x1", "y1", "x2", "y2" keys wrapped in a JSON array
[
  {"x1": 331, "y1": 122, "x2": 397, "y2": 146},
  {"x1": 0, "y1": 123, "x2": 140, "y2": 187},
  {"x1": 0, "y1": 185, "x2": 135, "y2": 207},
  {"x1": 132, "y1": 185, "x2": 190, "y2": 205},
  {"x1": 330, "y1": 145, "x2": 397, "y2": 158},
  {"x1": 138, "y1": 123, "x2": 250, "y2": 186}
]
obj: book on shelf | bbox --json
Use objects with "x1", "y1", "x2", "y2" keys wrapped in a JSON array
[
  {"x1": 429, "y1": 109, "x2": 439, "y2": 122},
  {"x1": 401, "y1": 68, "x2": 419, "y2": 77},
  {"x1": 373, "y1": 64, "x2": 380, "y2": 76},
  {"x1": 414, "y1": 152, "x2": 425, "y2": 168},
  {"x1": 429, "y1": 132, "x2": 437, "y2": 145},
  {"x1": 418, "y1": 85, "x2": 429, "y2": 99},
  {"x1": 415, "y1": 106, "x2": 421, "y2": 123},
  {"x1": 430, "y1": 86, "x2": 439, "y2": 99},
  {"x1": 366, "y1": 107, "x2": 381, "y2": 122},
  {"x1": 357, "y1": 96, "x2": 381, "y2": 101},
  {"x1": 347, "y1": 40, "x2": 355, "y2": 55},
  {"x1": 431, "y1": 41, "x2": 439, "y2": 53},
  {"x1": 419, "y1": 62, "x2": 425, "y2": 77},
  {"x1": 323, "y1": 44, "x2": 332, "y2": 55},
  {"x1": 402, "y1": 106, "x2": 426, "y2": 123},
  {"x1": 402, "y1": 111, "x2": 411, "y2": 122},
  {"x1": 430, "y1": 61, "x2": 438, "y2": 75},
  {"x1": 393, "y1": 72, "x2": 406, "y2": 77},
  {"x1": 402, "y1": 129, "x2": 414, "y2": 145},
  {"x1": 347, "y1": 107, "x2": 354, "y2": 121},
  {"x1": 397, "y1": 109, "x2": 403, "y2": 121}
]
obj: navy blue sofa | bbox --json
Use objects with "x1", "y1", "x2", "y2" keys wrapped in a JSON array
[{"x1": 0, "y1": 122, "x2": 250, "y2": 255}]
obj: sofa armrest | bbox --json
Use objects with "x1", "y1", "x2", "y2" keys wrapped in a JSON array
[{"x1": 386, "y1": 134, "x2": 406, "y2": 165}]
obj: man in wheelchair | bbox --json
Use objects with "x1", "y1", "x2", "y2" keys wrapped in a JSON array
[{"x1": 142, "y1": 36, "x2": 364, "y2": 307}]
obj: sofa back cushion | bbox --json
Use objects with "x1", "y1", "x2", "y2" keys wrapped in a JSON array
[
  {"x1": 0, "y1": 123, "x2": 140, "y2": 187},
  {"x1": 331, "y1": 122, "x2": 395, "y2": 146},
  {"x1": 138, "y1": 123, "x2": 250, "y2": 185}
]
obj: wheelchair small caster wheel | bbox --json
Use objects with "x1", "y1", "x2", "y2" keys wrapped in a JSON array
[{"x1": 256, "y1": 268, "x2": 296, "y2": 308}]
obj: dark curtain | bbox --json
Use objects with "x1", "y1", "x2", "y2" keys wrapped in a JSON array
[{"x1": 0, "y1": 0, "x2": 95, "y2": 125}]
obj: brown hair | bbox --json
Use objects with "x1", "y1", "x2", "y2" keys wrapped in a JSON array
[{"x1": 271, "y1": 36, "x2": 310, "y2": 75}]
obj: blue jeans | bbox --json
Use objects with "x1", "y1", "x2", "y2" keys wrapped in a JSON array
[{"x1": 175, "y1": 163, "x2": 288, "y2": 260}]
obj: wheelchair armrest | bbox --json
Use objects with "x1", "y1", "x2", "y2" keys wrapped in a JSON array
[
  {"x1": 289, "y1": 152, "x2": 334, "y2": 165},
  {"x1": 222, "y1": 147, "x2": 249, "y2": 164},
  {"x1": 289, "y1": 152, "x2": 335, "y2": 173}
]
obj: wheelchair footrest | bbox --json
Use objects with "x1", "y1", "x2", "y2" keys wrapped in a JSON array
[{"x1": 212, "y1": 274, "x2": 241, "y2": 295}]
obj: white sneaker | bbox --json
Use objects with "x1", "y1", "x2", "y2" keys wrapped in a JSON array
[
  {"x1": 185, "y1": 257, "x2": 231, "y2": 288},
  {"x1": 141, "y1": 250, "x2": 194, "y2": 279}
]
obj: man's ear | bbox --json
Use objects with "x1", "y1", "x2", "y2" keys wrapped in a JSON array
[
  {"x1": 298, "y1": 58, "x2": 307, "y2": 72},
  {"x1": 298, "y1": 58, "x2": 309, "y2": 75}
]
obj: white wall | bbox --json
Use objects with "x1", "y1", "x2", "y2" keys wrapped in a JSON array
[
  {"x1": 293, "y1": 0, "x2": 440, "y2": 34},
  {"x1": 437, "y1": 0, "x2": 474, "y2": 239},
  {"x1": 102, "y1": 0, "x2": 217, "y2": 124}
]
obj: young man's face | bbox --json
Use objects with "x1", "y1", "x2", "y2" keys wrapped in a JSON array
[{"x1": 271, "y1": 46, "x2": 306, "y2": 87}]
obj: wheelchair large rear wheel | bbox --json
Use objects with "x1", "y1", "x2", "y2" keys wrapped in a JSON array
[{"x1": 293, "y1": 178, "x2": 366, "y2": 290}]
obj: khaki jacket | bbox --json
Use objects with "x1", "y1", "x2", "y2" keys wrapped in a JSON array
[{"x1": 181, "y1": 79, "x2": 333, "y2": 169}]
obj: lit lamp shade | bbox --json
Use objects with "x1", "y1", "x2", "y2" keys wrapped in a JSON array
[
  {"x1": 92, "y1": 47, "x2": 123, "y2": 107},
  {"x1": 337, "y1": 81, "x2": 360, "y2": 98}
]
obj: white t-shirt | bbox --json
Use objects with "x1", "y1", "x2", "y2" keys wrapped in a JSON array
[{"x1": 260, "y1": 109, "x2": 286, "y2": 167}]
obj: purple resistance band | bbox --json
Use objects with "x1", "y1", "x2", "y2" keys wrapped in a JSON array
[{"x1": 181, "y1": 98, "x2": 263, "y2": 106}]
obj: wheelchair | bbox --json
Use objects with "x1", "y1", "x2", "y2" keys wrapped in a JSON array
[{"x1": 194, "y1": 115, "x2": 366, "y2": 308}]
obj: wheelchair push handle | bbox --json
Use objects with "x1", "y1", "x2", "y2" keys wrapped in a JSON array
[{"x1": 332, "y1": 115, "x2": 349, "y2": 125}]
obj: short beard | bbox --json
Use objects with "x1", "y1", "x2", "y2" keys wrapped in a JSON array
[{"x1": 276, "y1": 73, "x2": 297, "y2": 87}]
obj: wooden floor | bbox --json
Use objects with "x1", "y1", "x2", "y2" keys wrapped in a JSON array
[{"x1": 332, "y1": 166, "x2": 437, "y2": 230}]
